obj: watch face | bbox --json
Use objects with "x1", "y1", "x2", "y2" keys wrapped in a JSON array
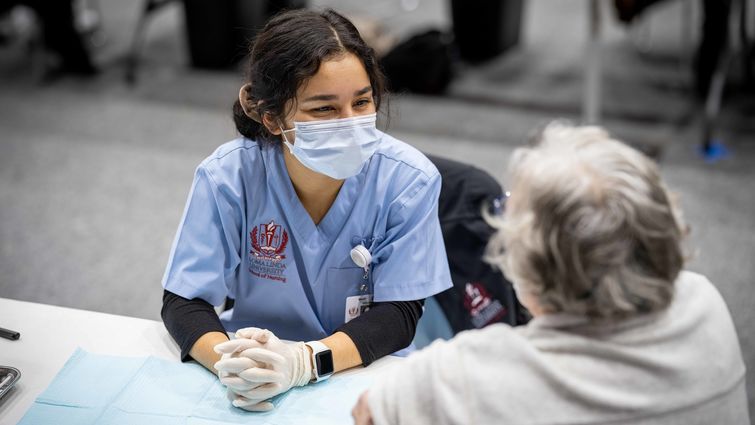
[{"x1": 315, "y1": 351, "x2": 334, "y2": 376}]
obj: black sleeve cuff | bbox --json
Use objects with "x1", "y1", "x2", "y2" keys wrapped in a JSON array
[
  {"x1": 161, "y1": 290, "x2": 227, "y2": 362},
  {"x1": 336, "y1": 299, "x2": 424, "y2": 366}
]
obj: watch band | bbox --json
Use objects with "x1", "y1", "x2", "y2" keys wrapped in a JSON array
[{"x1": 305, "y1": 340, "x2": 334, "y2": 383}]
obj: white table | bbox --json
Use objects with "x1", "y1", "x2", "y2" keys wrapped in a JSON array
[{"x1": 0, "y1": 298, "x2": 401, "y2": 425}]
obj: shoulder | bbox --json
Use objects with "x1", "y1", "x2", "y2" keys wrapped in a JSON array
[
  {"x1": 371, "y1": 132, "x2": 440, "y2": 182},
  {"x1": 367, "y1": 133, "x2": 442, "y2": 208},
  {"x1": 669, "y1": 271, "x2": 742, "y2": 353},
  {"x1": 671, "y1": 270, "x2": 732, "y2": 321},
  {"x1": 196, "y1": 137, "x2": 264, "y2": 183},
  {"x1": 412, "y1": 324, "x2": 532, "y2": 369},
  {"x1": 674, "y1": 270, "x2": 721, "y2": 297},
  {"x1": 368, "y1": 324, "x2": 537, "y2": 423},
  {"x1": 452, "y1": 324, "x2": 535, "y2": 360}
]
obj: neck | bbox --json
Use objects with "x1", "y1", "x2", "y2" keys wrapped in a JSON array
[
  {"x1": 518, "y1": 289, "x2": 548, "y2": 318},
  {"x1": 283, "y1": 147, "x2": 343, "y2": 225}
]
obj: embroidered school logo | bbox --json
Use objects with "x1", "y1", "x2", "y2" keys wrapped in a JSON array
[
  {"x1": 250, "y1": 220, "x2": 288, "y2": 261},
  {"x1": 248, "y1": 220, "x2": 288, "y2": 283}
]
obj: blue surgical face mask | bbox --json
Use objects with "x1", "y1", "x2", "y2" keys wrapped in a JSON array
[{"x1": 280, "y1": 113, "x2": 380, "y2": 180}]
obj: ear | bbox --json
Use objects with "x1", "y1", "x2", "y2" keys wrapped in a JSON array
[
  {"x1": 238, "y1": 84, "x2": 262, "y2": 123},
  {"x1": 262, "y1": 112, "x2": 283, "y2": 136}
]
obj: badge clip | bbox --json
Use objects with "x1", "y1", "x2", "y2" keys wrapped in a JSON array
[{"x1": 350, "y1": 244, "x2": 372, "y2": 292}]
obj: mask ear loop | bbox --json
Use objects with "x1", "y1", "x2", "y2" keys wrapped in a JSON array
[{"x1": 279, "y1": 121, "x2": 296, "y2": 153}]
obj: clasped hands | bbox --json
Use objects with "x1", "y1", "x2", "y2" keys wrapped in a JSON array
[{"x1": 213, "y1": 327, "x2": 312, "y2": 412}]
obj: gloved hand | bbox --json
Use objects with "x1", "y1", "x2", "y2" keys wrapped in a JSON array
[
  {"x1": 214, "y1": 328, "x2": 314, "y2": 411},
  {"x1": 216, "y1": 351, "x2": 273, "y2": 412},
  {"x1": 214, "y1": 334, "x2": 273, "y2": 412}
]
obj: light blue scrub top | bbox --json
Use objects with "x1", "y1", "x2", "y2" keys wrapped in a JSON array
[{"x1": 162, "y1": 131, "x2": 452, "y2": 342}]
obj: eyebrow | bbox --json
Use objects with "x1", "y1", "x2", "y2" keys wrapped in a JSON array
[
  {"x1": 354, "y1": 86, "x2": 372, "y2": 96},
  {"x1": 302, "y1": 86, "x2": 372, "y2": 103}
]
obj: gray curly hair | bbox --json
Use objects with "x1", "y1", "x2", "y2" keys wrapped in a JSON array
[{"x1": 485, "y1": 123, "x2": 686, "y2": 320}]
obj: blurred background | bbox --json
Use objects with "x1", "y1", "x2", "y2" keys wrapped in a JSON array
[{"x1": 1, "y1": 0, "x2": 753, "y2": 417}]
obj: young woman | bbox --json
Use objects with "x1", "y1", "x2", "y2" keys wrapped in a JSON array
[{"x1": 160, "y1": 8, "x2": 452, "y2": 411}]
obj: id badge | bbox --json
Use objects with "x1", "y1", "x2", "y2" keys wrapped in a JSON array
[{"x1": 345, "y1": 294, "x2": 373, "y2": 323}]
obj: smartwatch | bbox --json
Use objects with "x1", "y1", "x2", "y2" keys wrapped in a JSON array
[{"x1": 305, "y1": 341, "x2": 334, "y2": 383}]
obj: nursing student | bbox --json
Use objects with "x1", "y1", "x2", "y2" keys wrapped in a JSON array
[{"x1": 160, "y1": 8, "x2": 452, "y2": 411}]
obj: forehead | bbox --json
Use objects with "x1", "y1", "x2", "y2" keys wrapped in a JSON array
[{"x1": 297, "y1": 53, "x2": 371, "y2": 98}]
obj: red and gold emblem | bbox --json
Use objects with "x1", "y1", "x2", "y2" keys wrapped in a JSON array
[{"x1": 250, "y1": 220, "x2": 288, "y2": 262}]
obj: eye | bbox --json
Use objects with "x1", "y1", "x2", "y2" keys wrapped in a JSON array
[
  {"x1": 354, "y1": 98, "x2": 372, "y2": 108},
  {"x1": 310, "y1": 106, "x2": 335, "y2": 113}
]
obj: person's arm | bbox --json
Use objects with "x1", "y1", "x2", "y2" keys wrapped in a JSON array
[
  {"x1": 189, "y1": 331, "x2": 231, "y2": 373},
  {"x1": 333, "y1": 299, "x2": 424, "y2": 368},
  {"x1": 213, "y1": 299, "x2": 424, "y2": 413},
  {"x1": 161, "y1": 164, "x2": 243, "y2": 370},
  {"x1": 320, "y1": 331, "x2": 362, "y2": 373},
  {"x1": 365, "y1": 336, "x2": 456, "y2": 425},
  {"x1": 161, "y1": 290, "x2": 229, "y2": 371},
  {"x1": 363, "y1": 170, "x2": 451, "y2": 361}
]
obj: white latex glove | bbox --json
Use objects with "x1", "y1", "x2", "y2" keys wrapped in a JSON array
[
  {"x1": 214, "y1": 335, "x2": 275, "y2": 412},
  {"x1": 216, "y1": 351, "x2": 274, "y2": 412},
  {"x1": 219, "y1": 327, "x2": 313, "y2": 410}
]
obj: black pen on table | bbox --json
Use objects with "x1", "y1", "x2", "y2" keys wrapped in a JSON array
[{"x1": 0, "y1": 326, "x2": 20, "y2": 341}]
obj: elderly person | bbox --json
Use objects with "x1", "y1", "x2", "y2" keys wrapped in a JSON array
[{"x1": 353, "y1": 124, "x2": 749, "y2": 424}]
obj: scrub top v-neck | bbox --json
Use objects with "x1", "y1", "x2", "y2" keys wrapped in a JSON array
[
  {"x1": 162, "y1": 132, "x2": 452, "y2": 343},
  {"x1": 268, "y1": 143, "x2": 362, "y2": 248}
]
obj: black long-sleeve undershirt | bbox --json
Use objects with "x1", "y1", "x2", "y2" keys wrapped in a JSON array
[
  {"x1": 161, "y1": 290, "x2": 227, "y2": 362},
  {"x1": 335, "y1": 299, "x2": 424, "y2": 366},
  {"x1": 161, "y1": 290, "x2": 424, "y2": 365}
]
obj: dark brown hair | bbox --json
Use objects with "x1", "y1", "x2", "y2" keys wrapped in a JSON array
[{"x1": 232, "y1": 9, "x2": 387, "y2": 143}]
